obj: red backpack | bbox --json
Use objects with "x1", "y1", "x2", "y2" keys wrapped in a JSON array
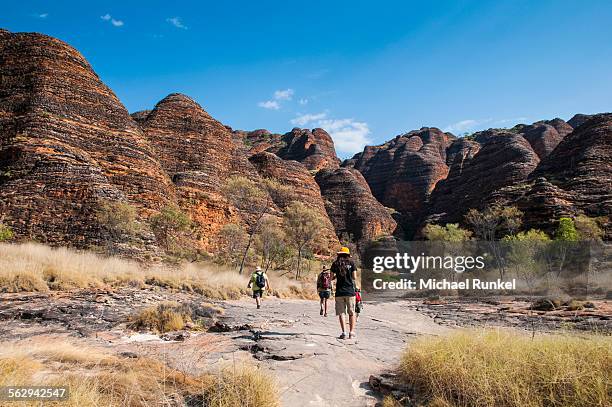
[{"x1": 317, "y1": 272, "x2": 332, "y2": 290}]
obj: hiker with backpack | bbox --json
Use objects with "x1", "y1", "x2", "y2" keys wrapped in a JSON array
[
  {"x1": 247, "y1": 266, "x2": 269, "y2": 309},
  {"x1": 317, "y1": 267, "x2": 333, "y2": 317},
  {"x1": 355, "y1": 288, "x2": 363, "y2": 319},
  {"x1": 331, "y1": 246, "x2": 358, "y2": 339}
]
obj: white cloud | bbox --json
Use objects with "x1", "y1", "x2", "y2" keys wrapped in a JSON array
[
  {"x1": 167, "y1": 17, "x2": 187, "y2": 30},
  {"x1": 290, "y1": 112, "x2": 327, "y2": 126},
  {"x1": 257, "y1": 88, "x2": 295, "y2": 110},
  {"x1": 318, "y1": 118, "x2": 372, "y2": 156},
  {"x1": 443, "y1": 117, "x2": 529, "y2": 134},
  {"x1": 443, "y1": 119, "x2": 482, "y2": 133},
  {"x1": 496, "y1": 117, "x2": 528, "y2": 125},
  {"x1": 258, "y1": 100, "x2": 280, "y2": 110},
  {"x1": 273, "y1": 89, "x2": 294, "y2": 101},
  {"x1": 101, "y1": 14, "x2": 124, "y2": 27},
  {"x1": 298, "y1": 98, "x2": 309, "y2": 105},
  {"x1": 290, "y1": 112, "x2": 371, "y2": 156},
  {"x1": 38, "y1": 13, "x2": 48, "y2": 19}
]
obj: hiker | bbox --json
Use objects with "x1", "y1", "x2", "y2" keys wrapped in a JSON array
[
  {"x1": 317, "y1": 267, "x2": 333, "y2": 317},
  {"x1": 247, "y1": 266, "x2": 269, "y2": 309},
  {"x1": 355, "y1": 288, "x2": 363, "y2": 319},
  {"x1": 331, "y1": 246, "x2": 358, "y2": 339}
]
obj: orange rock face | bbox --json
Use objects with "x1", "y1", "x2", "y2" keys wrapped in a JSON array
[
  {"x1": 0, "y1": 31, "x2": 175, "y2": 253},
  {"x1": 315, "y1": 168, "x2": 397, "y2": 246},
  {"x1": 237, "y1": 127, "x2": 340, "y2": 171},
  {"x1": 346, "y1": 128, "x2": 455, "y2": 236},
  {"x1": 248, "y1": 152, "x2": 339, "y2": 250}
]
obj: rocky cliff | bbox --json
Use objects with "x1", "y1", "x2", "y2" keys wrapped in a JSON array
[
  {"x1": 526, "y1": 114, "x2": 612, "y2": 234},
  {"x1": 515, "y1": 118, "x2": 573, "y2": 159},
  {"x1": 344, "y1": 128, "x2": 455, "y2": 236},
  {"x1": 248, "y1": 152, "x2": 339, "y2": 247},
  {"x1": 237, "y1": 127, "x2": 340, "y2": 171},
  {"x1": 0, "y1": 30, "x2": 347, "y2": 255},
  {"x1": 0, "y1": 30, "x2": 174, "y2": 254},
  {"x1": 428, "y1": 130, "x2": 541, "y2": 225},
  {"x1": 1, "y1": 29, "x2": 609, "y2": 255},
  {"x1": 135, "y1": 93, "x2": 266, "y2": 248},
  {"x1": 315, "y1": 168, "x2": 397, "y2": 245}
]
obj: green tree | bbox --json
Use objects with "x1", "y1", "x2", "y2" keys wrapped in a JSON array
[
  {"x1": 96, "y1": 200, "x2": 139, "y2": 254},
  {"x1": 423, "y1": 223, "x2": 472, "y2": 242},
  {"x1": 224, "y1": 176, "x2": 272, "y2": 274},
  {"x1": 503, "y1": 229, "x2": 551, "y2": 293},
  {"x1": 255, "y1": 217, "x2": 291, "y2": 271},
  {"x1": 465, "y1": 203, "x2": 523, "y2": 240},
  {"x1": 216, "y1": 223, "x2": 249, "y2": 269},
  {"x1": 223, "y1": 176, "x2": 290, "y2": 274},
  {"x1": 574, "y1": 215, "x2": 604, "y2": 242},
  {"x1": 150, "y1": 205, "x2": 192, "y2": 254},
  {"x1": 283, "y1": 201, "x2": 325, "y2": 279},
  {"x1": 551, "y1": 217, "x2": 579, "y2": 277},
  {"x1": 0, "y1": 221, "x2": 14, "y2": 242},
  {"x1": 555, "y1": 217, "x2": 579, "y2": 241},
  {"x1": 465, "y1": 203, "x2": 523, "y2": 279},
  {"x1": 504, "y1": 229, "x2": 550, "y2": 242}
]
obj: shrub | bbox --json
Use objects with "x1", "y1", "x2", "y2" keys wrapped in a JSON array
[
  {"x1": 0, "y1": 221, "x2": 14, "y2": 242},
  {"x1": 96, "y1": 200, "x2": 139, "y2": 253},
  {"x1": 574, "y1": 215, "x2": 604, "y2": 242},
  {"x1": 555, "y1": 217, "x2": 579, "y2": 241},
  {"x1": 423, "y1": 223, "x2": 472, "y2": 242},
  {"x1": 400, "y1": 330, "x2": 610, "y2": 407},
  {"x1": 150, "y1": 205, "x2": 192, "y2": 252}
]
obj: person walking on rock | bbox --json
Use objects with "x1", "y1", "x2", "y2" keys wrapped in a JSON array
[
  {"x1": 331, "y1": 247, "x2": 358, "y2": 339},
  {"x1": 247, "y1": 266, "x2": 269, "y2": 309},
  {"x1": 317, "y1": 267, "x2": 333, "y2": 317}
]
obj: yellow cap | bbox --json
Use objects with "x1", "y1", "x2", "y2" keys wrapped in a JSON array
[{"x1": 337, "y1": 246, "x2": 350, "y2": 255}]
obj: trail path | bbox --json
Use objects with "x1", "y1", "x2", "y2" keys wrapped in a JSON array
[
  {"x1": 209, "y1": 298, "x2": 450, "y2": 406},
  {"x1": 0, "y1": 291, "x2": 451, "y2": 406}
]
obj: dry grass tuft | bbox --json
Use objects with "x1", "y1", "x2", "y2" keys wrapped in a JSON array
[
  {"x1": 0, "y1": 340, "x2": 279, "y2": 407},
  {"x1": 129, "y1": 301, "x2": 226, "y2": 333},
  {"x1": 129, "y1": 302, "x2": 193, "y2": 333},
  {"x1": 0, "y1": 243, "x2": 316, "y2": 299},
  {"x1": 400, "y1": 329, "x2": 611, "y2": 407},
  {"x1": 202, "y1": 364, "x2": 280, "y2": 407},
  {"x1": 381, "y1": 395, "x2": 403, "y2": 407}
]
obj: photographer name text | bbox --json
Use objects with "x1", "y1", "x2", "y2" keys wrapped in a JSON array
[{"x1": 372, "y1": 278, "x2": 516, "y2": 290}]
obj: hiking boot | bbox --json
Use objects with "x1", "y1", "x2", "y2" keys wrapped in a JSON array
[
  {"x1": 320, "y1": 308, "x2": 324, "y2": 316},
  {"x1": 338, "y1": 333, "x2": 347, "y2": 340},
  {"x1": 349, "y1": 332, "x2": 356, "y2": 339},
  {"x1": 257, "y1": 304, "x2": 261, "y2": 309}
]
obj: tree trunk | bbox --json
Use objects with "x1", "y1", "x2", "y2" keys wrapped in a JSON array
[
  {"x1": 238, "y1": 232, "x2": 255, "y2": 275},
  {"x1": 296, "y1": 247, "x2": 302, "y2": 280}
]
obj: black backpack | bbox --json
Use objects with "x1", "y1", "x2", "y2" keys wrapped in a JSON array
[{"x1": 255, "y1": 272, "x2": 266, "y2": 289}]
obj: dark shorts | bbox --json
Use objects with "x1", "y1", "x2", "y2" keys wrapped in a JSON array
[
  {"x1": 252, "y1": 290, "x2": 263, "y2": 298},
  {"x1": 318, "y1": 290, "x2": 331, "y2": 299}
]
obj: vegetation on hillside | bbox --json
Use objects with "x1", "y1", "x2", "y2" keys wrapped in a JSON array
[{"x1": 0, "y1": 243, "x2": 316, "y2": 299}]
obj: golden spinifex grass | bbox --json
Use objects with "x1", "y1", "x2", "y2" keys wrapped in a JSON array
[
  {"x1": 400, "y1": 330, "x2": 611, "y2": 407},
  {"x1": 0, "y1": 243, "x2": 316, "y2": 299},
  {"x1": 0, "y1": 340, "x2": 280, "y2": 407}
]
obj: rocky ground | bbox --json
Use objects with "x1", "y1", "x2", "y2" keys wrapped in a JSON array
[{"x1": 0, "y1": 289, "x2": 609, "y2": 406}]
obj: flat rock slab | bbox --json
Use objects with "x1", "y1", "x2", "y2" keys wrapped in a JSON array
[{"x1": 215, "y1": 298, "x2": 449, "y2": 406}]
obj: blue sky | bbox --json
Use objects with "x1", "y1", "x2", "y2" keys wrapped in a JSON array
[{"x1": 3, "y1": 1, "x2": 612, "y2": 157}]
